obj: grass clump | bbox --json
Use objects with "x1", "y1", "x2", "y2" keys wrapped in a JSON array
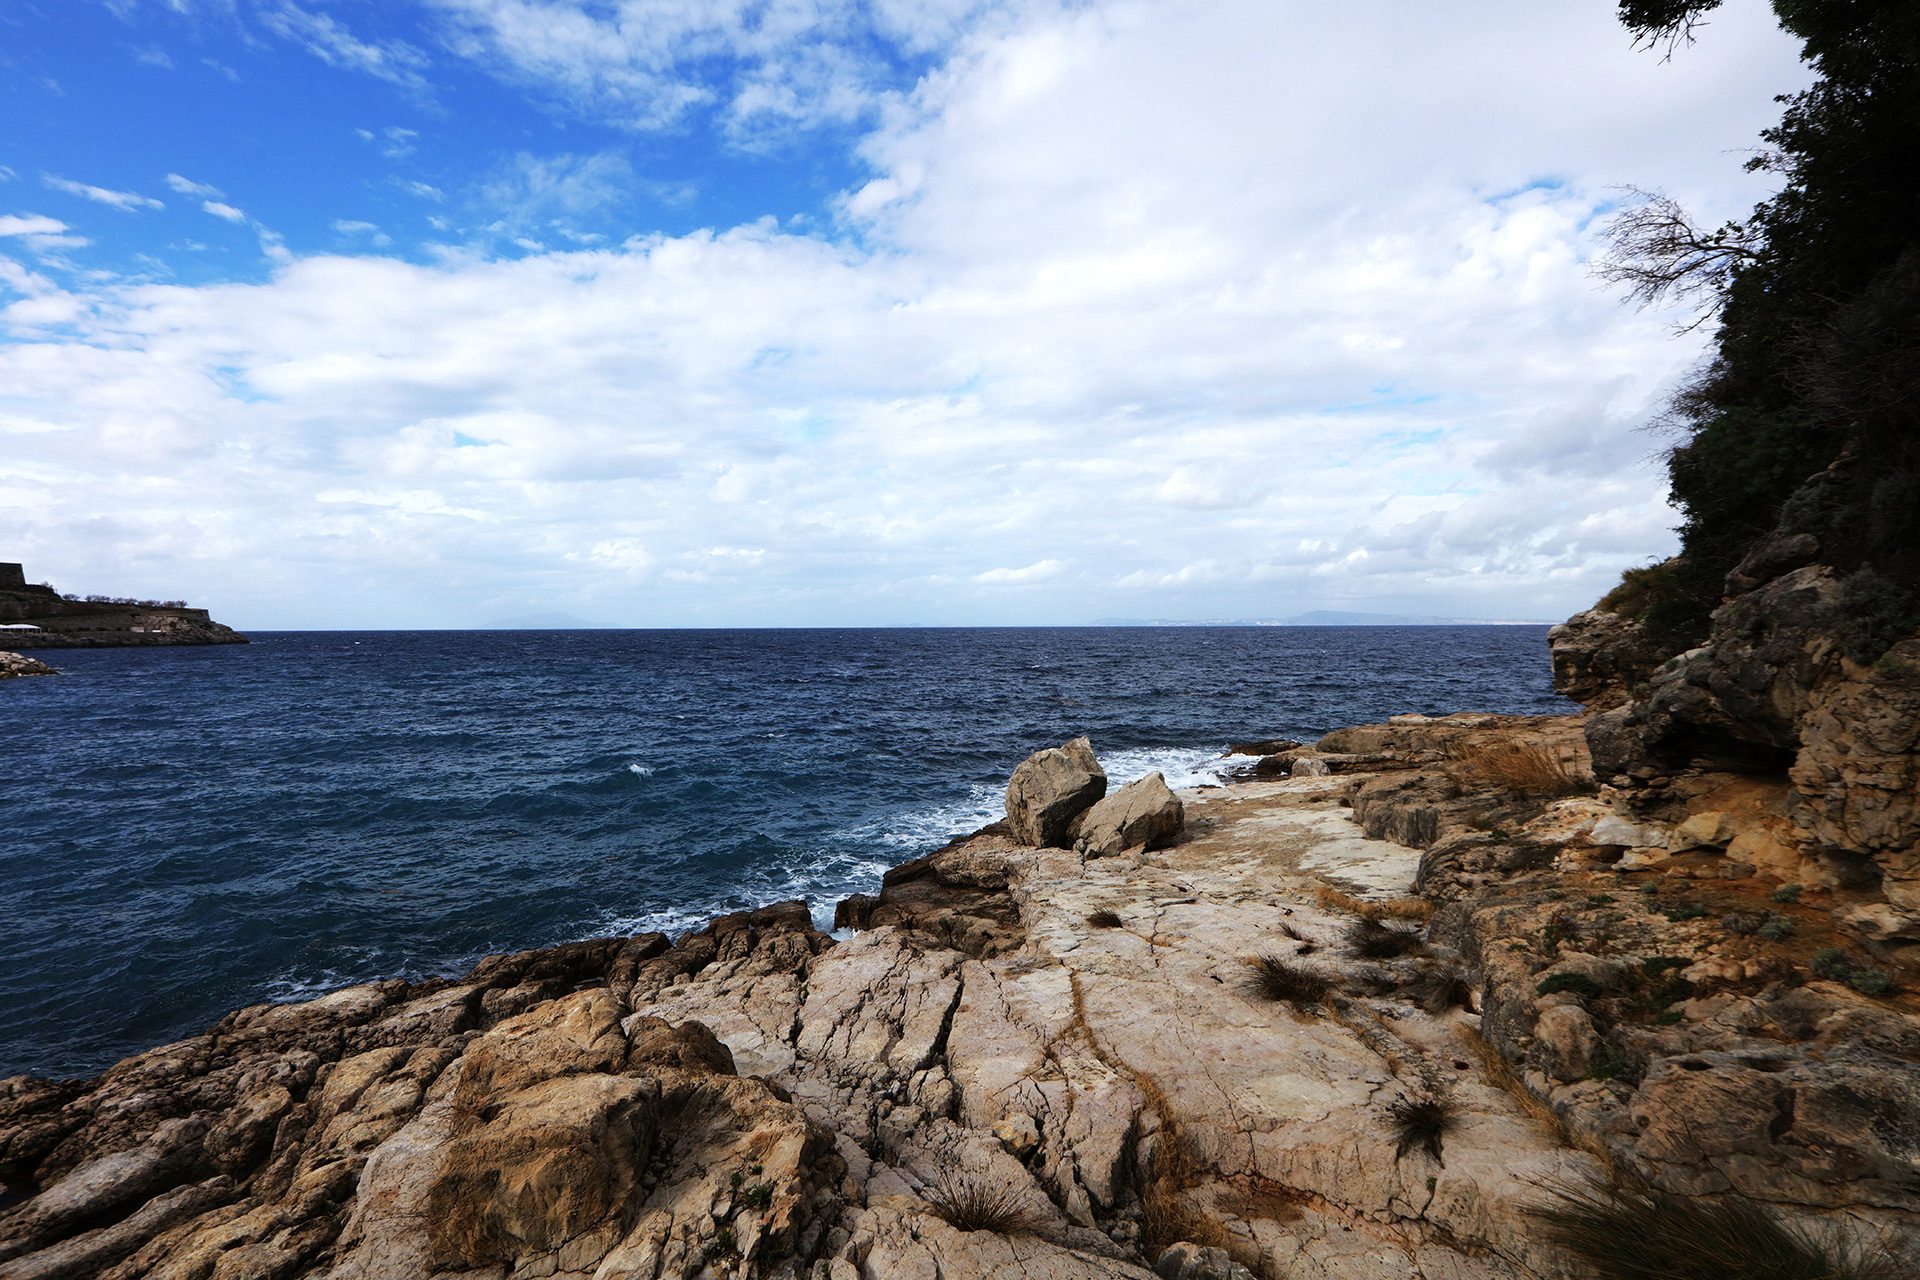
[
  {"x1": 1086, "y1": 908, "x2": 1124, "y2": 928},
  {"x1": 1771, "y1": 883, "x2": 1804, "y2": 904},
  {"x1": 923, "y1": 1172, "x2": 1035, "y2": 1235},
  {"x1": 1385, "y1": 1094, "x2": 1458, "y2": 1164},
  {"x1": 1244, "y1": 954, "x2": 1333, "y2": 1009},
  {"x1": 1399, "y1": 966, "x2": 1474, "y2": 1013},
  {"x1": 1758, "y1": 917, "x2": 1797, "y2": 942},
  {"x1": 1446, "y1": 738, "x2": 1592, "y2": 797},
  {"x1": 1661, "y1": 902, "x2": 1710, "y2": 922},
  {"x1": 1807, "y1": 948, "x2": 1894, "y2": 994},
  {"x1": 1535, "y1": 1174, "x2": 1914, "y2": 1279},
  {"x1": 1346, "y1": 918, "x2": 1424, "y2": 959}
]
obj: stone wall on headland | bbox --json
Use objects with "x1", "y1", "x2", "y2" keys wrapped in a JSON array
[{"x1": 0, "y1": 563, "x2": 247, "y2": 647}]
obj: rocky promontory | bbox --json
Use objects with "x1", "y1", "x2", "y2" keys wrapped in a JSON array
[
  {"x1": 0, "y1": 563, "x2": 246, "y2": 649},
  {"x1": 3, "y1": 714, "x2": 1913, "y2": 1280},
  {"x1": 0, "y1": 652, "x2": 56, "y2": 678}
]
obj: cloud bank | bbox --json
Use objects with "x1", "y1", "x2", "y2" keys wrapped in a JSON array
[{"x1": 2, "y1": 0, "x2": 1808, "y2": 627}]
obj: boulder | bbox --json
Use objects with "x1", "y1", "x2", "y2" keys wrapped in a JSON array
[
  {"x1": 0, "y1": 651, "x2": 55, "y2": 678},
  {"x1": 1005, "y1": 737, "x2": 1107, "y2": 847},
  {"x1": 1074, "y1": 772, "x2": 1183, "y2": 856}
]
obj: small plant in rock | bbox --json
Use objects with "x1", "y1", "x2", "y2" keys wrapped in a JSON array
[
  {"x1": 1588, "y1": 893, "x2": 1616, "y2": 906},
  {"x1": 1399, "y1": 967, "x2": 1474, "y2": 1013},
  {"x1": 1586, "y1": 1041, "x2": 1632, "y2": 1082},
  {"x1": 1770, "y1": 882, "x2": 1804, "y2": 904},
  {"x1": 923, "y1": 1172, "x2": 1035, "y2": 1235},
  {"x1": 1346, "y1": 918, "x2": 1424, "y2": 959},
  {"x1": 1721, "y1": 910, "x2": 1769, "y2": 936},
  {"x1": 1086, "y1": 909, "x2": 1124, "y2": 928},
  {"x1": 1537, "y1": 972, "x2": 1606, "y2": 999},
  {"x1": 1757, "y1": 917, "x2": 1796, "y2": 942},
  {"x1": 1849, "y1": 967, "x2": 1896, "y2": 997},
  {"x1": 1662, "y1": 902, "x2": 1709, "y2": 922},
  {"x1": 1534, "y1": 1172, "x2": 1916, "y2": 1280},
  {"x1": 740, "y1": 1183, "x2": 774, "y2": 1211},
  {"x1": 1244, "y1": 954, "x2": 1333, "y2": 1009},
  {"x1": 1812, "y1": 948, "x2": 1851, "y2": 980},
  {"x1": 1385, "y1": 1094, "x2": 1458, "y2": 1164}
]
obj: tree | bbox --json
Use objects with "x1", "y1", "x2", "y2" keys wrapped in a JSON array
[{"x1": 1602, "y1": 0, "x2": 1920, "y2": 651}]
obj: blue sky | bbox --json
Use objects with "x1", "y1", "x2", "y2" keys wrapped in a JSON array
[{"x1": 2, "y1": 1, "x2": 1809, "y2": 627}]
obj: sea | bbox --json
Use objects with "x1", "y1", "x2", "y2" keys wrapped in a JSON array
[{"x1": 0, "y1": 626, "x2": 1570, "y2": 1079}]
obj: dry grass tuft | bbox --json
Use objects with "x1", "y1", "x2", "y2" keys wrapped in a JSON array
[
  {"x1": 923, "y1": 1171, "x2": 1036, "y2": 1235},
  {"x1": 1445, "y1": 738, "x2": 1591, "y2": 797},
  {"x1": 1086, "y1": 908, "x2": 1124, "y2": 928},
  {"x1": 1346, "y1": 918, "x2": 1424, "y2": 959},
  {"x1": 1399, "y1": 966, "x2": 1474, "y2": 1013},
  {"x1": 1534, "y1": 1173, "x2": 1915, "y2": 1280},
  {"x1": 1385, "y1": 1094, "x2": 1458, "y2": 1164},
  {"x1": 1315, "y1": 884, "x2": 1434, "y2": 923},
  {"x1": 1243, "y1": 954, "x2": 1333, "y2": 1009}
]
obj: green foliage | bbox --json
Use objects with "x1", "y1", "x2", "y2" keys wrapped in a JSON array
[
  {"x1": 1661, "y1": 902, "x2": 1709, "y2": 922},
  {"x1": 1757, "y1": 917, "x2": 1796, "y2": 942},
  {"x1": 1643, "y1": 955, "x2": 1689, "y2": 976},
  {"x1": 1807, "y1": 948, "x2": 1895, "y2": 995},
  {"x1": 1811, "y1": 947, "x2": 1850, "y2": 979},
  {"x1": 1536, "y1": 1172, "x2": 1916, "y2": 1279},
  {"x1": 1587, "y1": 1041, "x2": 1632, "y2": 1082},
  {"x1": 1834, "y1": 567, "x2": 1920, "y2": 664},
  {"x1": 740, "y1": 1183, "x2": 774, "y2": 1211},
  {"x1": 1771, "y1": 883, "x2": 1804, "y2": 904}
]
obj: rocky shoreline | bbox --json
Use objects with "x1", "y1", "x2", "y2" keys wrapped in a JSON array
[{"x1": 3, "y1": 697, "x2": 1914, "y2": 1280}]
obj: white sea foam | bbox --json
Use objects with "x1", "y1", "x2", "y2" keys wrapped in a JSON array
[
  {"x1": 626, "y1": 762, "x2": 655, "y2": 778},
  {"x1": 1099, "y1": 744, "x2": 1236, "y2": 791}
]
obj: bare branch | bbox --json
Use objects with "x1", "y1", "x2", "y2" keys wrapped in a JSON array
[{"x1": 1594, "y1": 187, "x2": 1758, "y2": 324}]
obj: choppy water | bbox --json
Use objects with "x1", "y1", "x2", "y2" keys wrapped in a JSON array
[{"x1": 0, "y1": 626, "x2": 1569, "y2": 1078}]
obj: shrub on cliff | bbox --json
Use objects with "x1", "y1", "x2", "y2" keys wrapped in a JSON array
[{"x1": 1601, "y1": 2, "x2": 1920, "y2": 654}]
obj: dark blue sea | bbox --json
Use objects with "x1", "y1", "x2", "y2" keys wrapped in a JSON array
[{"x1": 0, "y1": 627, "x2": 1569, "y2": 1079}]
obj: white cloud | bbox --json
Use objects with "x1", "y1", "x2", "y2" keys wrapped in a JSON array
[
  {"x1": 332, "y1": 219, "x2": 394, "y2": 247},
  {"x1": 356, "y1": 126, "x2": 420, "y2": 159},
  {"x1": 478, "y1": 150, "x2": 634, "y2": 237},
  {"x1": 2, "y1": 0, "x2": 1814, "y2": 626},
  {"x1": 41, "y1": 174, "x2": 164, "y2": 212},
  {"x1": 165, "y1": 173, "x2": 224, "y2": 198},
  {"x1": 258, "y1": 2, "x2": 431, "y2": 90},
  {"x1": 424, "y1": 0, "x2": 980, "y2": 136},
  {"x1": 0, "y1": 215, "x2": 70, "y2": 239},
  {"x1": 976, "y1": 559, "x2": 1066, "y2": 584},
  {"x1": 202, "y1": 200, "x2": 248, "y2": 223}
]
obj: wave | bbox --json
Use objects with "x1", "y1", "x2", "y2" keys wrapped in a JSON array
[{"x1": 627, "y1": 762, "x2": 655, "y2": 779}]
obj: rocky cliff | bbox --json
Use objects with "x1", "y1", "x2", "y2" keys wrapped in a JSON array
[
  {"x1": 0, "y1": 564, "x2": 246, "y2": 648},
  {"x1": 2, "y1": 724, "x2": 1912, "y2": 1280},
  {"x1": 1549, "y1": 464, "x2": 1920, "y2": 946}
]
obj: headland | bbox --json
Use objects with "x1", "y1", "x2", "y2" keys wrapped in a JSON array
[{"x1": 0, "y1": 562, "x2": 247, "y2": 649}]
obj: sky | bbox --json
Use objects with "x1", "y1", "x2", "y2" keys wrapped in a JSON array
[{"x1": 1, "y1": 0, "x2": 1812, "y2": 628}]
